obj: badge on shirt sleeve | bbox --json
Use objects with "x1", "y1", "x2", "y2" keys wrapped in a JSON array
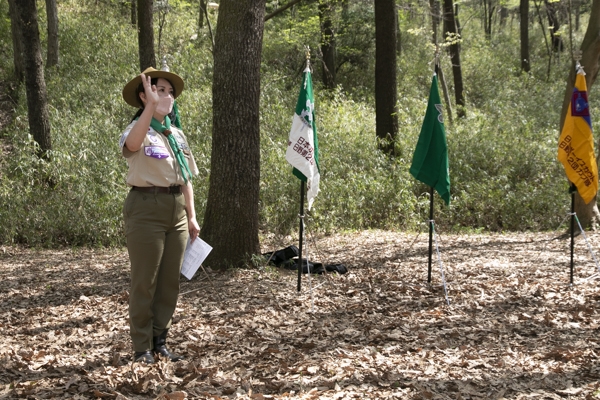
[{"x1": 119, "y1": 130, "x2": 130, "y2": 148}]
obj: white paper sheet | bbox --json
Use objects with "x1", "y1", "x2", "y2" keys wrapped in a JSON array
[{"x1": 181, "y1": 237, "x2": 213, "y2": 280}]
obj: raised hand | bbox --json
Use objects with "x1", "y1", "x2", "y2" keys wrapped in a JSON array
[{"x1": 140, "y1": 72, "x2": 159, "y2": 108}]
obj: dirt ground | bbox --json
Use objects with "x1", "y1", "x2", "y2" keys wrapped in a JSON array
[{"x1": 1, "y1": 230, "x2": 600, "y2": 399}]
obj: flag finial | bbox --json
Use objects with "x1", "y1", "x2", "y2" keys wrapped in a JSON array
[
  {"x1": 303, "y1": 46, "x2": 311, "y2": 71},
  {"x1": 434, "y1": 48, "x2": 440, "y2": 76},
  {"x1": 573, "y1": 50, "x2": 583, "y2": 71},
  {"x1": 161, "y1": 55, "x2": 170, "y2": 72}
]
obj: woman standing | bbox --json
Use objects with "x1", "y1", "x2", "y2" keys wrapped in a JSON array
[{"x1": 120, "y1": 66, "x2": 200, "y2": 364}]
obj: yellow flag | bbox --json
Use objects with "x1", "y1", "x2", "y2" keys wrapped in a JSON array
[{"x1": 558, "y1": 67, "x2": 599, "y2": 204}]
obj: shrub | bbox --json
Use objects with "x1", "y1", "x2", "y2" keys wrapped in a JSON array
[{"x1": 0, "y1": 0, "x2": 589, "y2": 246}]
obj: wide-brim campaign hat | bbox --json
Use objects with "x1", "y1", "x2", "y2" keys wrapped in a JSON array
[{"x1": 122, "y1": 66, "x2": 185, "y2": 107}]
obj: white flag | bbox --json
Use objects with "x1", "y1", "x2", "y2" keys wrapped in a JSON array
[{"x1": 286, "y1": 66, "x2": 320, "y2": 210}]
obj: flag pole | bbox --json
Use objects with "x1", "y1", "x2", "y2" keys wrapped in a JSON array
[
  {"x1": 569, "y1": 52, "x2": 580, "y2": 287},
  {"x1": 427, "y1": 62, "x2": 440, "y2": 285},
  {"x1": 569, "y1": 52, "x2": 581, "y2": 286},
  {"x1": 428, "y1": 187, "x2": 434, "y2": 284},
  {"x1": 570, "y1": 183, "x2": 575, "y2": 285},
  {"x1": 296, "y1": 49, "x2": 311, "y2": 292},
  {"x1": 297, "y1": 180, "x2": 305, "y2": 291}
]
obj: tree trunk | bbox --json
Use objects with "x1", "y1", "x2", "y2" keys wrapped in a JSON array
[
  {"x1": 131, "y1": 0, "x2": 137, "y2": 27},
  {"x1": 318, "y1": 0, "x2": 336, "y2": 89},
  {"x1": 429, "y1": 0, "x2": 453, "y2": 124},
  {"x1": 14, "y1": 0, "x2": 52, "y2": 157},
  {"x1": 200, "y1": 0, "x2": 265, "y2": 269},
  {"x1": 396, "y1": 6, "x2": 402, "y2": 55},
  {"x1": 374, "y1": 0, "x2": 398, "y2": 154},
  {"x1": 443, "y1": 0, "x2": 465, "y2": 118},
  {"x1": 197, "y1": 0, "x2": 216, "y2": 51},
  {"x1": 533, "y1": 0, "x2": 552, "y2": 79},
  {"x1": 199, "y1": 0, "x2": 205, "y2": 29},
  {"x1": 483, "y1": 0, "x2": 495, "y2": 39},
  {"x1": 574, "y1": 0, "x2": 581, "y2": 31},
  {"x1": 559, "y1": 0, "x2": 600, "y2": 229},
  {"x1": 138, "y1": 0, "x2": 156, "y2": 70},
  {"x1": 156, "y1": 1, "x2": 168, "y2": 58},
  {"x1": 544, "y1": 0, "x2": 563, "y2": 52},
  {"x1": 499, "y1": 6, "x2": 508, "y2": 27},
  {"x1": 45, "y1": 0, "x2": 59, "y2": 68},
  {"x1": 455, "y1": 3, "x2": 462, "y2": 34},
  {"x1": 8, "y1": 0, "x2": 24, "y2": 83},
  {"x1": 430, "y1": 0, "x2": 440, "y2": 44},
  {"x1": 520, "y1": 0, "x2": 530, "y2": 72}
]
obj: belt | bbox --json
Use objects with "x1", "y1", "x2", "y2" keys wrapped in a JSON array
[{"x1": 131, "y1": 186, "x2": 182, "y2": 194}]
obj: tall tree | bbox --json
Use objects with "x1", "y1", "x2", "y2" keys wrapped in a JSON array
[
  {"x1": 574, "y1": 0, "x2": 581, "y2": 31},
  {"x1": 200, "y1": 0, "x2": 265, "y2": 269},
  {"x1": 482, "y1": 0, "x2": 496, "y2": 39},
  {"x1": 396, "y1": 5, "x2": 402, "y2": 55},
  {"x1": 544, "y1": 0, "x2": 564, "y2": 52},
  {"x1": 319, "y1": 0, "x2": 336, "y2": 88},
  {"x1": 156, "y1": 0, "x2": 170, "y2": 58},
  {"x1": 430, "y1": 0, "x2": 441, "y2": 53},
  {"x1": 14, "y1": 0, "x2": 52, "y2": 157},
  {"x1": 374, "y1": 0, "x2": 398, "y2": 154},
  {"x1": 443, "y1": 0, "x2": 465, "y2": 118},
  {"x1": 7, "y1": 0, "x2": 24, "y2": 83},
  {"x1": 131, "y1": 0, "x2": 137, "y2": 27},
  {"x1": 45, "y1": 0, "x2": 59, "y2": 68},
  {"x1": 197, "y1": 0, "x2": 216, "y2": 51},
  {"x1": 533, "y1": 0, "x2": 553, "y2": 79},
  {"x1": 520, "y1": 0, "x2": 530, "y2": 72},
  {"x1": 138, "y1": 0, "x2": 156, "y2": 70},
  {"x1": 559, "y1": 0, "x2": 600, "y2": 228},
  {"x1": 429, "y1": 0, "x2": 453, "y2": 124},
  {"x1": 199, "y1": 0, "x2": 206, "y2": 29},
  {"x1": 499, "y1": 5, "x2": 508, "y2": 27}
]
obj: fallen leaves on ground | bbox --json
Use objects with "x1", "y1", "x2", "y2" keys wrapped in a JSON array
[{"x1": 1, "y1": 230, "x2": 600, "y2": 399}]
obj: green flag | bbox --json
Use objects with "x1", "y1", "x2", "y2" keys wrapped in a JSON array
[
  {"x1": 286, "y1": 65, "x2": 320, "y2": 210},
  {"x1": 410, "y1": 73, "x2": 450, "y2": 205}
]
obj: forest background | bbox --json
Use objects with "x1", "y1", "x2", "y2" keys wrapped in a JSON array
[{"x1": 0, "y1": 0, "x2": 587, "y2": 249}]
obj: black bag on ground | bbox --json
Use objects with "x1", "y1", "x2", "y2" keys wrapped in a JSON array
[
  {"x1": 263, "y1": 245, "x2": 299, "y2": 267},
  {"x1": 325, "y1": 263, "x2": 348, "y2": 274},
  {"x1": 263, "y1": 246, "x2": 343, "y2": 275},
  {"x1": 283, "y1": 259, "x2": 325, "y2": 274}
]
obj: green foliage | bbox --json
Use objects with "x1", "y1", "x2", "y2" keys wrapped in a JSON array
[
  {"x1": 442, "y1": 110, "x2": 567, "y2": 231},
  {"x1": 0, "y1": 0, "x2": 591, "y2": 247},
  {"x1": 0, "y1": 5, "x2": 12, "y2": 71},
  {"x1": 259, "y1": 84, "x2": 421, "y2": 234},
  {"x1": 262, "y1": 4, "x2": 321, "y2": 80}
]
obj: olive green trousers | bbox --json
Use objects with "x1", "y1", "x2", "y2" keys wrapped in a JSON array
[{"x1": 123, "y1": 190, "x2": 188, "y2": 352}]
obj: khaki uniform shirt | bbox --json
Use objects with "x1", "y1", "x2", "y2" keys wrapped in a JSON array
[{"x1": 119, "y1": 121, "x2": 199, "y2": 187}]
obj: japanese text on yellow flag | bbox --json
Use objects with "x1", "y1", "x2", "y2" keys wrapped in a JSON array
[{"x1": 558, "y1": 66, "x2": 599, "y2": 204}]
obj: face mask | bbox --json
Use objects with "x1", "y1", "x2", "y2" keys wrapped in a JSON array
[{"x1": 156, "y1": 96, "x2": 174, "y2": 115}]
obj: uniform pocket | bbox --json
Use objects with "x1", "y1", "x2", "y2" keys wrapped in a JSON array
[
  {"x1": 123, "y1": 190, "x2": 142, "y2": 219},
  {"x1": 176, "y1": 193, "x2": 187, "y2": 221}
]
